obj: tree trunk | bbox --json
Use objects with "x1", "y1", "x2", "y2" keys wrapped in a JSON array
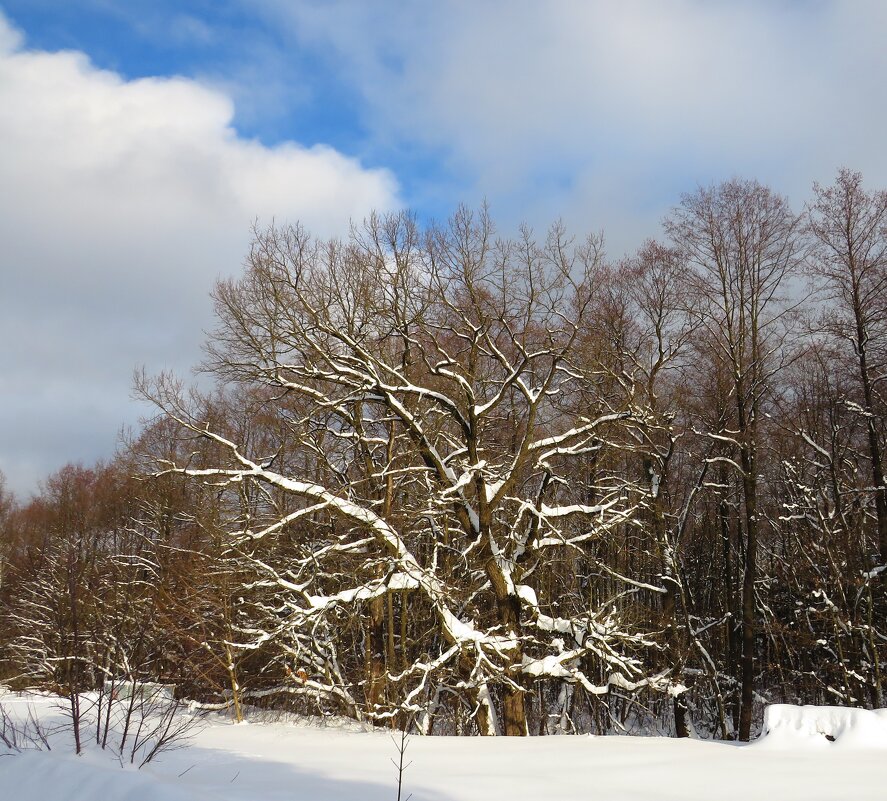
[
  {"x1": 738, "y1": 443, "x2": 757, "y2": 742},
  {"x1": 367, "y1": 589, "x2": 386, "y2": 721},
  {"x1": 647, "y1": 454, "x2": 690, "y2": 738},
  {"x1": 488, "y1": 562, "x2": 528, "y2": 736},
  {"x1": 673, "y1": 693, "x2": 691, "y2": 738},
  {"x1": 856, "y1": 329, "x2": 887, "y2": 566},
  {"x1": 502, "y1": 684, "x2": 528, "y2": 737}
]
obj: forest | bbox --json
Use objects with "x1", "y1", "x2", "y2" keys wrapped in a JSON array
[{"x1": 1, "y1": 169, "x2": 884, "y2": 742}]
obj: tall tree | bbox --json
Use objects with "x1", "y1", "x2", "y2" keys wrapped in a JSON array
[
  {"x1": 808, "y1": 169, "x2": 887, "y2": 568},
  {"x1": 665, "y1": 180, "x2": 804, "y2": 740},
  {"x1": 140, "y1": 210, "x2": 661, "y2": 736}
]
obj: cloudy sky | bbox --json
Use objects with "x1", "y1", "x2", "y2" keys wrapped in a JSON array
[{"x1": 2, "y1": 1, "x2": 887, "y2": 497}]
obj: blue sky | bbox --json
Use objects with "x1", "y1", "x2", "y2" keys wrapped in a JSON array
[
  {"x1": 2, "y1": 0, "x2": 887, "y2": 497},
  {"x1": 2, "y1": 2, "x2": 365, "y2": 145},
  {"x1": 0, "y1": 0, "x2": 456, "y2": 221}
]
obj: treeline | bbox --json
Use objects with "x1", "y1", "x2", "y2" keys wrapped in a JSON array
[{"x1": 0, "y1": 170, "x2": 884, "y2": 739}]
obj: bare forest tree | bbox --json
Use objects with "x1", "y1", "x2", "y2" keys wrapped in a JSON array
[
  {"x1": 773, "y1": 345, "x2": 885, "y2": 708},
  {"x1": 807, "y1": 169, "x2": 887, "y2": 569},
  {"x1": 139, "y1": 210, "x2": 670, "y2": 736},
  {"x1": 665, "y1": 180, "x2": 806, "y2": 740},
  {"x1": 3, "y1": 176, "x2": 885, "y2": 742}
]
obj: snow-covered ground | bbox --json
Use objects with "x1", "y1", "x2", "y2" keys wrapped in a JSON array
[{"x1": 1, "y1": 692, "x2": 885, "y2": 801}]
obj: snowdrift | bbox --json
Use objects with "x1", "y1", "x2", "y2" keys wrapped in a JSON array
[{"x1": 755, "y1": 704, "x2": 887, "y2": 749}]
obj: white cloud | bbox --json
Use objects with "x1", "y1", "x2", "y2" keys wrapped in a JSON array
[
  {"x1": 6, "y1": 1, "x2": 887, "y2": 495},
  {"x1": 0, "y1": 12, "x2": 399, "y2": 497},
  {"x1": 262, "y1": 0, "x2": 887, "y2": 249},
  {"x1": 0, "y1": 11, "x2": 20, "y2": 52}
]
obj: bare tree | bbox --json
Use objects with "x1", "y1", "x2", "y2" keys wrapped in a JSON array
[
  {"x1": 10, "y1": 182, "x2": 884, "y2": 741},
  {"x1": 771, "y1": 343, "x2": 885, "y2": 708},
  {"x1": 808, "y1": 169, "x2": 887, "y2": 569},
  {"x1": 139, "y1": 210, "x2": 662, "y2": 736},
  {"x1": 665, "y1": 180, "x2": 804, "y2": 740}
]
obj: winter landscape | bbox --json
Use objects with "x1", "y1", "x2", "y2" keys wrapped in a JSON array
[
  {"x1": 2, "y1": 690, "x2": 886, "y2": 801},
  {"x1": 1, "y1": 3, "x2": 886, "y2": 800}
]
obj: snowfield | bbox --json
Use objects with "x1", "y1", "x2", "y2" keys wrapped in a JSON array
[{"x1": 1, "y1": 693, "x2": 885, "y2": 801}]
